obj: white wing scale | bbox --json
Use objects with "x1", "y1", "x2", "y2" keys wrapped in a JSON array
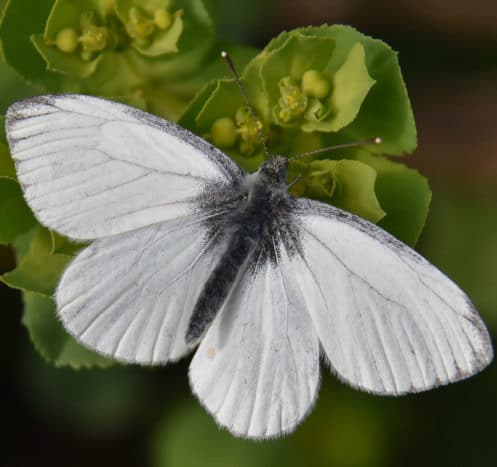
[
  {"x1": 6, "y1": 94, "x2": 242, "y2": 239},
  {"x1": 291, "y1": 199, "x2": 492, "y2": 394},
  {"x1": 189, "y1": 234, "x2": 320, "y2": 439}
]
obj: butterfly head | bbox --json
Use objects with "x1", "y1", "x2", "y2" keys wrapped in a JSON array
[{"x1": 257, "y1": 156, "x2": 288, "y2": 187}]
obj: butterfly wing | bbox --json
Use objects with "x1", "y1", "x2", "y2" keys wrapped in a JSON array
[
  {"x1": 6, "y1": 94, "x2": 245, "y2": 363},
  {"x1": 56, "y1": 210, "x2": 233, "y2": 364},
  {"x1": 6, "y1": 94, "x2": 243, "y2": 239},
  {"x1": 292, "y1": 198, "x2": 493, "y2": 394},
  {"x1": 189, "y1": 221, "x2": 320, "y2": 439}
]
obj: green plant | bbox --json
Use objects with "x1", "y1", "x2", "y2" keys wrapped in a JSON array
[{"x1": 0, "y1": 1, "x2": 428, "y2": 371}]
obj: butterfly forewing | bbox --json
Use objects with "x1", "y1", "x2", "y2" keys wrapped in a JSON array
[
  {"x1": 6, "y1": 94, "x2": 243, "y2": 239},
  {"x1": 291, "y1": 198, "x2": 493, "y2": 394},
  {"x1": 5, "y1": 94, "x2": 248, "y2": 364}
]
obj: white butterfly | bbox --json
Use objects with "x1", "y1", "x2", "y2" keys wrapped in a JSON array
[{"x1": 6, "y1": 94, "x2": 493, "y2": 439}]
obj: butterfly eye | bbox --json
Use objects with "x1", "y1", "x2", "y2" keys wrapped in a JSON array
[{"x1": 239, "y1": 192, "x2": 248, "y2": 201}]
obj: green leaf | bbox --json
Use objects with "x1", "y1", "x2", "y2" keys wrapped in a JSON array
[
  {"x1": 0, "y1": 176, "x2": 36, "y2": 244},
  {"x1": 289, "y1": 158, "x2": 385, "y2": 224},
  {"x1": 0, "y1": 116, "x2": 17, "y2": 179},
  {"x1": 326, "y1": 159, "x2": 384, "y2": 223},
  {"x1": 241, "y1": 43, "x2": 270, "y2": 123},
  {"x1": 76, "y1": 49, "x2": 145, "y2": 96},
  {"x1": 163, "y1": 0, "x2": 214, "y2": 75},
  {"x1": 50, "y1": 230, "x2": 86, "y2": 255},
  {"x1": 0, "y1": 142, "x2": 16, "y2": 179},
  {"x1": 32, "y1": 34, "x2": 103, "y2": 79},
  {"x1": 302, "y1": 43, "x2": 375, "y2": 133},
  {"x1": 0, "y1": 0, "x2": 62, "y2": 90},
  {"x1": 169, "y1": 42, "x2": 258, "y2": 100},
  {"x1": 177, "y1": 43, "x2": 270, "y2": 168},
  {"x1": 182, "y1": 79, "x2": 265, "y2": 172},
  {"x1": 12, "y1": 226, "x2": 39, "y2": 262},
  {"x1": 176, "y1": 80, "x2": 218, "y2": 129},
  {"x1": 43, "y1": 0, "x2": 112, "y2": 36},
  {"x1": 22, "y1": 291, "x2": 114, "y2": 368},
  {"x1": 1, "y1": 226, "x2": 71, "y2": 295},
  {"x1": 136, "y1": 13, "x2": 183, "y2": 56},
  {"x1": 306, "y1": 25, "x2": 417, "y2": 155},
  {"x1": 195, "y1": 80, "x2": 243, "y2": 131},
  {"x1": 355, "y1": 151, "x2": 431, "y2": 246}
]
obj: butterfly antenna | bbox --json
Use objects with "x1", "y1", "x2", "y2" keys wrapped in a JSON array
[
  {"x1": 289, "y1": 137, "x2": 382, "y2": 161},
  {"x1": 221, "y1": 51, "x2": 269, "y2": 159}
]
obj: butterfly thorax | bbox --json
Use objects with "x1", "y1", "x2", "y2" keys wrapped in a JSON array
[
  {"x1": 185, "y1": 156, "x2": 291, "y2": 343},
  {"x1": 240, "y1": 156, "x2": 289, "y2": 216},
  {"x1": 257, "y1": 155, "x2": 289, "y2": 187}
]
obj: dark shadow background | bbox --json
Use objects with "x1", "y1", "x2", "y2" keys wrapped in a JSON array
[{"x1": 2, "y1": 1, "x2": 497, "y2": 466}]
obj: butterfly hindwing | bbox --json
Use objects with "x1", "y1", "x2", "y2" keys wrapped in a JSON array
[
  {"x1": 189, "y1": 216, "x2": 320, "y2": 439},
  {"x1": 56, "y1": 211, "x2": 232, "y2": 364},
  {"x1": 6, "y1": 94, "x2": 243, "y2": 239}
]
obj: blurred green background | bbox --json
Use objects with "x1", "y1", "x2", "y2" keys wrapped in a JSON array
[{"x1": 2, "y1": 1, "x2": 497, "y2": 466}]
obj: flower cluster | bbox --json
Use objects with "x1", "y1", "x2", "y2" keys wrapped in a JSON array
[
  {"x1": 1, "y1": 0, "x2": 226, "y2": 118},
  {"x1": 180, "y1": 25, "x2": 427, "y2": 245},
  {"x1": 36, "y1": 0, "x2": 188, "y2": 73}
]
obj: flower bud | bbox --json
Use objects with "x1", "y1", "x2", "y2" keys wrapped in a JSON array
[
  {"x1": 126, "y1": 7, "x2": 154, "y2": 40},
  {"x1": 55, "y1": 28, "x2": 79, "y2": 53},
  {"x1": 80, "y1": 24, "x2": 108, "y2": 55},
  {"x1": 154, "y1": 9, "x2": 172, "y2": 29},
  {"x1": 210, "y1": 117, "x2": 237, "y2": 148},
  {"x1": 301, "y1": 69, "x2": 331, "y2": 99},
  {"x1": 235, "y1": 107, "x2": 264, "y2": 155},
  {"x1": 277, "y1": 76, "x2": 308, "y2": 123}
]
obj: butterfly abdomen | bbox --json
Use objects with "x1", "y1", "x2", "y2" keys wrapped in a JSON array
[{"x1": 185, "y1": 228, "x2": 257, "y2": 343}]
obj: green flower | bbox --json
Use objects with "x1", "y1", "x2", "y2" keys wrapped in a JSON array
[
  {"x1": 0, "y1": 0, "x2": 216, "y2": 118},
  {"x1": 208, "y1": 106, "x2": 266, "y2": 156},
  {"x1": 180, "y1": 79, "x2": 270, "y2": 172},
  {"x1": 288, "y1": 158, "x2": 385, "y2": 224},
  {"x1": 287, "y1": 153, "x2": 430, "y2": 246},
  {"x1": 267, "y1": 38, "x2": 375, "y2": 133},
  {"x1": 238, "y1": 29, "x2": 376, "y2": 134},
  {"x1": 180, "y1": 25, "x2": 426, "y2": 245},
  {"x1": 115, "y1": 0, "x2": 184, "y2": 57},
  {"x1": 31, "y1": 0, "x2": 206, "y2": 78}
]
